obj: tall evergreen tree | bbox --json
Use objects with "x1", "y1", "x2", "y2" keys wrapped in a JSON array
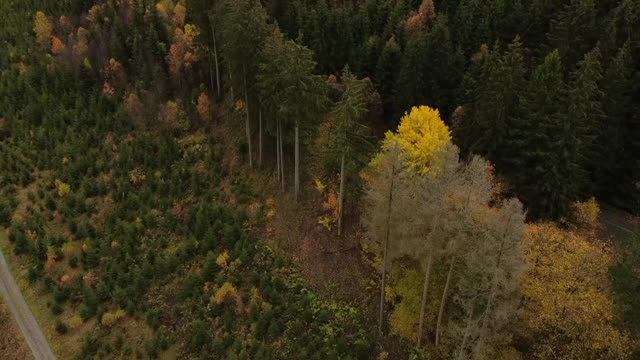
[
  {"x1": 595, "y1": 41, "x2": 640, "y2": 212},
  {"x1": 547, "y1": 0, "x2": 598, "y2": 66},
  {"x1": 567, "y1": 47, "x2": 604, "y2": 194},
  {"x1": 221, "y1": 0, "x2": 270, "y2": 168},
  {"x1": 505, "y1": 50, "x2": 578, "y2": 219},
  {"x1": 395, "y1": 31, "x2": 429, "y2": 114},
  {"x1": 456, "y1": 38, "x2": 526, "y2": 166},
  {"x1": 258, "y1": 29, "x2": 328, "y2": 201},
  {"x1": 375, "y1": 36, "x2": 401, "y2": 120},
  {"x1": 330, "y1": 67, "x2": 371, "y2": 235},
  {"x1": 396, "y1": 15, "x2": 462, "y2": 117}
]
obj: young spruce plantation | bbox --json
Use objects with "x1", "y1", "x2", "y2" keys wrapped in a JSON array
[{"x1": 0, "y1": 0, "x2": 638, "y2": 359}]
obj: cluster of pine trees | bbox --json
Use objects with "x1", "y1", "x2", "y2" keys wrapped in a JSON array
[
  {"x1": 1, "y1": 0, "x2": 639, "y2": 358},
  {"x1": 2, "y1": 0, "x2": 375, "y2": 358},
  {"x1": 274, "y1": 0, "x2": 640, "y2": 218}
]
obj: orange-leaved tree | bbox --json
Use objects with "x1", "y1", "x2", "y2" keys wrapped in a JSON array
[{"x1": 196, "y1": 92, "x2": 211, "y2": 122}]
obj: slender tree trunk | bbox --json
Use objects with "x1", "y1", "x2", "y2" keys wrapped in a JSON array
[
  {"x1": 473, "y1": 235, "x2": 508, "y2": 358},
  {"x1": 418, "y1": 252, "x2": 434, "y2": 347},
  {"x1": 276, "y1": 118, "x2": 280, "y2": 181},
  {"x1": 228, "y1": 62, "x2": 234, "y2": 100},
  {"x1": 279, "y1": 120, "x2": 285, "y2": 192},
  {"x1": 259, "y1": 109, "x2": 263, "y2": 168},
  {"x1": 294, "y1": 124, "x2": 299, "y2": 202},
  {"x1": 378, "y1": 163, "x2": 396, "y2": 338},
  {"x1": 338, "y1": 153, "x2": 345, "y2": 236},
  {"x1": 207, "y1": 49, "x2": 215, "y2": 94},
  {"x1": 436, "y1": 258, "x2": 455, "y2": 347},
  {"x1": 210, "y1": 19, "x2": 221, "y2": 98},
  {"x1": 457, "y1": 307, "x2": 475, "y2": 360},
  {"x1": 379, "y1": 236, "x2": 388, "y2": 338},
  {"x1": 243, "y1": 67, "x2": 252, "y2": 168},
  {"x1": 480, "y1": 235, "x2": 507, "y2": 334},
  {"x1": 227, "y1": 60, "x2": 236, "y2": 100}
]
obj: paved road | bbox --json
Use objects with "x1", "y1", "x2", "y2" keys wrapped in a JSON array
[{"x1": 0, "y1": 247, "x2": 56, "y2": 360}]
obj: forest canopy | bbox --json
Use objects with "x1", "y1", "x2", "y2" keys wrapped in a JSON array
[{"x1": 0, "y1": 0, "x2": 638, "y2": 359}]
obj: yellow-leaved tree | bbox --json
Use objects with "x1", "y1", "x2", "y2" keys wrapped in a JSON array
[
  {"x1": 173, "y1": 1, "x2": 186, "y2": 27},
  {"x1": 366, "y1": 105, "x2": 527, "y2": 355},
  {"x1": 372, "y1": 105, "x2": 451, "y2": 176},
  {"x1": 34, "y1": 11, "x2": 53, "y2": 47},
  {"x1": 522, "y1": 221, "x2": 632, "y2": 358},
  {"x1": 364, "y1": 105, "x2": 452, "y2": 338}
]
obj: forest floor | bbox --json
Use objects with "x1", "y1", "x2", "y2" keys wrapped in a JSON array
[
  {"x1": 208, "y1": 95, "x2": 408, "y2": 357},
  {"x1": 600, "y1": 204, "x2": 639, "y2": 241},
  {"x1": 0, "y1": 230, "x2": 55, "y2": 360}
]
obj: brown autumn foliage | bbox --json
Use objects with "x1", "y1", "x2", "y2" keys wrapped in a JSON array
[
  {"x1": 101, "y1": 58, "x2": 127, "y2": 94},
  {"x1": 86, "y1": 4, "x2": 103, "y2": 24},
  {"x1": 172, "y1": 202, "x2": 189, "y2": 220},
  {"x1": 59, "y1": 15, "x2": 72, "y2": 33},
  {"x1": 60, "y1": 274, "x2": 73, "y2": 287},
  {"x1": 103, "y1": 82, "x2": 115, "y2": 97},
  {"x1": 167, "y1": 28, "x2": 188, "y2": 79},
  {"x1": 72, "y1": 27, "x2": 90, "y2": 61},
  {"x1": 173, "y1": 2, "x2": 186, "y2": 27},
  {"x1": 124, "y1": 91, "x2": 145, "y2": 126},
  {"x1": 406, "y1": 0, "x2": 436, "y2": 33},
  {"x1": 159, "y1": 100, "x2": 180, "y2": 127},
  {"x1": 82, "y1": 272, "x2": 98, "y2": 286},
  {"x1": 196, "y1": 92, "x2": 211, "y2": 122}
]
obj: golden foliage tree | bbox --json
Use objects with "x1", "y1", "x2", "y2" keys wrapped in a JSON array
[
  {"x1": 184, "y1": 23, "x2": 200, "y2": 47},
  {"x1": 55, "y1": 179, "x2": 71, "y2": 197},
  {"x1": 374, "y1": 105, "x2": 451, "y2": 176},
  {"x1": 156, "y1": 0, "x2": 172, "y2": 20},
  {"x1": 212, "y1": 282, "x2": 240, "y2": 307},
  {"x1": 34, "y1": 11, "x2": 53, "y2": 46},
  {"x1": 522, "y1": 222, "x2": 632, "y2": 358},
  {"x1": 173, "y1": 2, "x2": 186, "y2": 27},
  {"x1": 366, "y1": 108, "x2": 525, "y2": 353},
  {"x1": 101, "y1": 309, "x2": 126, "y2": 327}
]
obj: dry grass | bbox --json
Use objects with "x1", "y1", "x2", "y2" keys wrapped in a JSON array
[{"x1": 0, "y1": 297, "x2": 33, "y2": 360}]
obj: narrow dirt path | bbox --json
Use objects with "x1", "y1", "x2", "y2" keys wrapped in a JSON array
[{"x1": 0, "y1": 248, "x2": 56, "y2": 360}]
